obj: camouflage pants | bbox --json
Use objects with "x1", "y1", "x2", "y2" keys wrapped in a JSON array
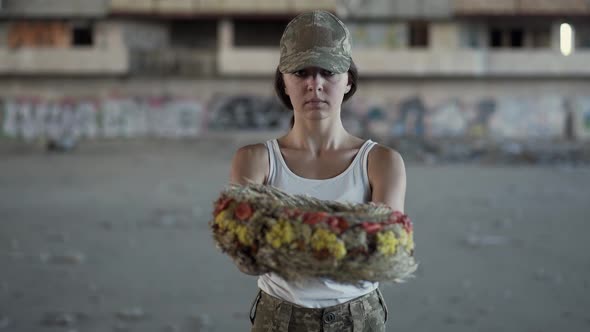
[{"x1": 250, "y1": 289, "x2": 388, "y2": 332}]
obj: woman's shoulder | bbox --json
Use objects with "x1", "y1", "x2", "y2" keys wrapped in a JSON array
[
  {"x1": 368, "y1": 142, "x2": 403, "y2": 161},
  {"x1": 233, "y1": 142, "x2": 269, "y2": 166},
  {"x1": 235, "y1": 142, "x2": 268, "y2": 154},
  {"x1": 367, "y1": 142, "x2": 405, "y2": 174},
  {"x1": 230, "y1": 142, "x2": 270, "y2": 185}
]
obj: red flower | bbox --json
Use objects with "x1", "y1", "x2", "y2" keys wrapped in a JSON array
[
  {"x1": 396, "y1": 215, "x2": 413, "y2": 233},
  {"x1": 303, "y1": 212, "x2": 329, "y2": 225},
  {"x1": 327, "y1": 217, "x2": 349, "y2": 234},
  {"x1": 234, "y1": 202, "x2": 253, "y2": 221},
  {"x1": 338, "y1": 218, "x2": 350, "y2": 232},
  {"x1": 391, "y1": 211, "x2": 403, "y2": 220},
  {"x1": 384, "y1": 211, "x2": 403, "y2": 225},
  {"x1": 361, "y1": 222, "x2": 382, "y2": 234},
  {"x1": 283, "y1": 208, "x2": 302, "y2": 219},
  {"x1": 214, "y1": 197, "x2": 233, "y2": 216}
]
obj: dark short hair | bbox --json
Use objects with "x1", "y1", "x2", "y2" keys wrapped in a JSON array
[{"x1": 274, "y1": 59, "x2": 359, "y2": 112}]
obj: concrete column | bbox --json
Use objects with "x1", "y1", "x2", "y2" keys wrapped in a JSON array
[
  {"x1": 218, "y1": 19, "x2": 233, "y2": 51},
  {"x1": 479, "y1": 24, "x2": 489, "y2": 48},
  {"x1": 430, "y1": 22, "x2": 459, "y2": 49},
  {"x1": 96, "y1": 21, "x2": 125, "y2": 49}
]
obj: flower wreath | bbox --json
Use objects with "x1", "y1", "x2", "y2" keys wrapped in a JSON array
[{"x1": 210, "y1": 184, "x2": 418, "y2": 283}]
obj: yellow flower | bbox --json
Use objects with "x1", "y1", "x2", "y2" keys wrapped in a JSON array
[
  {"x1": 265, "y1": 219, "x2": 295, "y2": 249},
  {"x1": 270, "y1": 238, "x2": 282, "y2": 249},
  {"x1": 226, "y1": 220, "x2": 238, "y2": 233},
  {"x1": 215, "y1": 210, "x2": 232, "y2": 230},
  {"x1": 235, "y1": 225, "x2": 254, "y2": 246},
  {"x1": 311, "y1": 228, "x2": 347, "y2": 260},
  {"x1": 311, "y1": 228, "x2": 333, "y2": 251},
  {"x1": 331, "y1": 242, "x2": 347, "y2": 260},
  {"x1": 398, "y1": 228, "x2": 408, "y2": 246},
  {"x1": 377, "y1": 231, "x2": 399, "y2": 256}
]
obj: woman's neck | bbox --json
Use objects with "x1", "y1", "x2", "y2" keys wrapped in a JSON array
[{"x1": 283, "y1": 119, "x2": 351, "y2": 153}]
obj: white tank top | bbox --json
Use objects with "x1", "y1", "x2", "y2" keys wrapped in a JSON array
[{"x1": 257, "y1": 138, "x2": 379, "y2": 308}]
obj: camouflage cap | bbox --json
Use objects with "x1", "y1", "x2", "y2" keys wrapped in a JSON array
[{"x1": 279, "y1": 10, "x2": 352, "y2": 74}]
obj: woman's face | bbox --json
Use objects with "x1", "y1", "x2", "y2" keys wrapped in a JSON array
[{"x1": 283, "y1": 66, "x2": 351, "y2": 120}]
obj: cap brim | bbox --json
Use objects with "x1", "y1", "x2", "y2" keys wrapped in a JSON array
[{"x1": 279, "y1": 50, "x2": 351, "y2": 74}]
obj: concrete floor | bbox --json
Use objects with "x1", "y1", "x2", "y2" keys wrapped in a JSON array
[{"x1": 1, "y1": 138, "x2": 589, "y2": 332}]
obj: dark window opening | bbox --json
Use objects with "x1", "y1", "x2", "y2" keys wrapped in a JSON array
[
  {"x1": 490, "y1": 28, "x2": 503, "y2": 48},
  {"x1": 489, "y1": 25, "x2": 552, "y2": 49},
  {"x1": 234, "y1": 19, "x2": 289, "y2": 47},
  {"x1": 170, "y1": 20, "x2": 217, "y2": 49},
  {"x1": 409, "y1": 22, "x2": 429, "y2": 48},
  {"x1": 72, "y1": 25, "x2": 93, "y2": 46},
  {"x1": 510, "y1": 28, "x2": 524, "y2": 47},
  {"x1": 575, "y1": 25, "x2": 590, "y2": 48}
]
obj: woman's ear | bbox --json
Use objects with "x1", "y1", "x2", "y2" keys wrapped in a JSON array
[{"x1": 346, "y1": 72, "x2": 353, "y2": 93}]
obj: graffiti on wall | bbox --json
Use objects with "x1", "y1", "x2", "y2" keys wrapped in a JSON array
[
  {"x1": 1, "y1": 97, "x2": 203, "y2": 141},
  {"x1": 206, "y1": 95, "x2": 291, "y2": 130},
  {"x1": 101, "y1": 97, "x2": 203, "y2": 138},
  {"x1": 1, "y1": 94, "x2": 587, "y2": 141},
  {"x1": 352, "y1": 95, "x2": 571, "y2": 140},
  {"x1": 488, "y1": 97, "x2": 566, "y2": 139},
  {"x1": 392, "y1": 97, "x2": 427, "y2": 137},
  {"x1": 570, "y1": 97, "x2": 590, "y2": 140},
  {"x1": 2, "y1": 98, "x2": 98, "y2": 140},
  {"x1": 426, "y1": 99, "x2": 468, "y2": 137}
]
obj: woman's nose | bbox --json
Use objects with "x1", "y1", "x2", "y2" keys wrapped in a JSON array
[{"x1": 306, "y1": 74, "x2": 323, "y2": 91}]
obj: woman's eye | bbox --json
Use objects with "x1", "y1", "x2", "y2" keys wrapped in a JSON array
[
  {"x1": 294, "y1": 70, "x2": 307, "y2": 77},
  {"x1": 322, "y1": 70, "x2": 334, "y2": 77}
]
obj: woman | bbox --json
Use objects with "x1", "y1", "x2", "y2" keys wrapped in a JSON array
[{"x1": 230, "y1": 10, "x2": 407, "y2": 332}]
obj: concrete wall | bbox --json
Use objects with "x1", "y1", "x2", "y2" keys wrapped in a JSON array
[
  {"x1": 453, "y1": 0, "x2": 590, "y2": 15},
  {"x1": 0, "y1": 22, "x2": 8, "y2": 47},
  {"x1": 218, "y1": 46, "x2": 590, "y2": 77},
  {"x1": 109, "y1": 0, "x2": 336, "y2": 14},
  {"x1": 117, "y1": 21, "x2": 169, "y2": 51},
  {"x1": 347, "y1": 22, "x2": 407, "y2": 48},
  {"x1": 431, "y1": 22, "x2": 461, "y2": 49},
  {"x1": 0, "y1": 20, "x2": 129, "y2": 75},
  {"x1": 342, "y1": 0, "x2": 452, "y2": 19},
  {"x1": 0, "y1": 0, "x2": 108, "y2": 17},
  {"x1": 0, "y1": 78, "x2": 589, "y2": 141},
  {"x1": 0, "y1": 48, "x2": 128, "y2": 75},
  {"x1": 94, "y1": 21, "x2": 126, "y2": 50},
  {"x1": 518, "y1": 0, "x2": 589, "y2": 14},
  {"x1": 422, "y1": 0, "x2": 453, "y2": 18}
]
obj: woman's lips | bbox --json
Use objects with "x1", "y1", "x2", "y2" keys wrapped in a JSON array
[{"x1": 305, "y1": 99, "x2": 326, "y2": 105}]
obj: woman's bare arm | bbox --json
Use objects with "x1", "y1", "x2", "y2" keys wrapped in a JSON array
[
  {"x1": 367, "y1": 145, "x2": 407, "y2": 213},
  {"x1": 228, "y1": 143, "x2": 269, "y2": 275}
]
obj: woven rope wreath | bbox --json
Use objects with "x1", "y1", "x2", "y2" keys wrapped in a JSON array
[{"x1": 210, "y1": 184, "x2": 418, "y2": 283}]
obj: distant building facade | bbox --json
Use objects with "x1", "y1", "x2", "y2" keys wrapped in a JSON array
[{"x1": 1, "y1": 0, "x2": 589, "y2": 141}]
